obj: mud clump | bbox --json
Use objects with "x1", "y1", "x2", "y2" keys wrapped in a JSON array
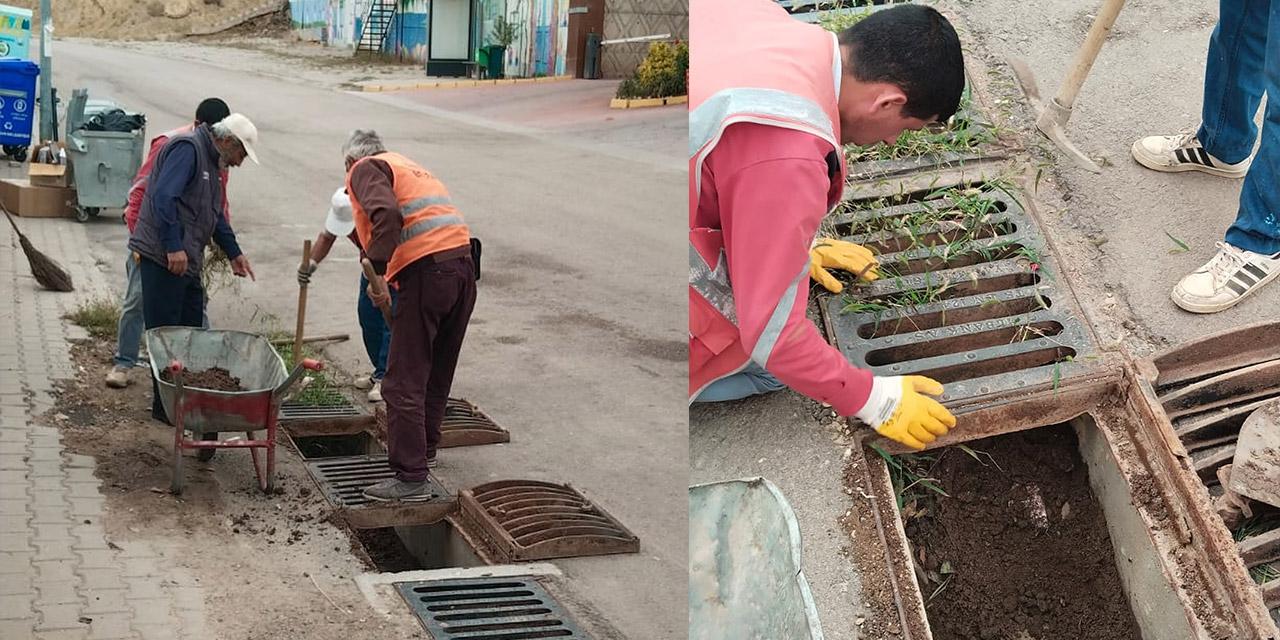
[
  {"x1": 160, "y1": 366, "x2": 243, "y2": 391},
  {"x1": 906, "y1": 424, "x2": 1141, "y2": 640}
]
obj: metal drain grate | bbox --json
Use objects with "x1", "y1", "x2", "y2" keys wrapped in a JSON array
[
  {"x1": 280, "y1": 389, "x2": 374, "y2": 436},
  {"x1": 306, "y1": 455, "x2": 455, "y2": 529},
  {"x1": 442, "y1": 398, "x2": 510, "y2": 448},
  {"x1": 396, "y1": 576, "x2": 590, "y2": 639},
  {"x1": 1145, "y1": 322, "x2": 1280, "y2": 618},
  {"x1": 458, "y1": 481, "x2": 639, "y2": 562},
  {"x1": 820, "y1": 184, "x2": 1097, "y2": 404}
]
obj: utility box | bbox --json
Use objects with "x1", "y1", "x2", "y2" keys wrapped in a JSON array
[{"x1": 0, "y1": 4, "x2": 32, "y2": 59}]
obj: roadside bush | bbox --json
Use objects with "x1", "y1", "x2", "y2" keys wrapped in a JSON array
[{"x1": 616, "y1": 41, "x2": 688, "y2": 99}]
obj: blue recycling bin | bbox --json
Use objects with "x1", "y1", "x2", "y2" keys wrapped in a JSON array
[{"x1": 0, "y1": 58, "x2": 37, "y2": 150}]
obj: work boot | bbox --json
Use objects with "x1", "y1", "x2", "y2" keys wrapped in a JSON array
[
  {"x1": 1171, "y1": 242, "x2": 1280, "y2": 313},
  {"x1": 367, "y1": 380, "x2": 383, "y2": 403},
  {"x1": 105, "y1": 366, "x2": 130, "y2": 389},
  {"x1": 362, "y1": 478, "x2": 434, "y2": 502},
  {"x1": 1131, "y1": 130, "x2": 1250, "y2": 178}
]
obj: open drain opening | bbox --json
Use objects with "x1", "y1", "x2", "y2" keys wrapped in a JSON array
[
  {"x1": 880, "y1": 419, "x2": 1184, "y2": 640},
  {"x1": 293, "y1": 432, "x2": 378, "y2": 459},
  {"x1": 856, "y1": 295, "x2": 1050, "y2": 339},
  {"x1": 357, "y1": 519, "x2": 486, "y2": 572},
  {"x1": 865, "y1": 321, "x2": 1064, "y2": 366}
]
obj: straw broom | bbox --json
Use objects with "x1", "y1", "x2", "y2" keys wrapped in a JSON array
[{"x1": 1, "y1": 201, "x2": 74, "y2": 292}]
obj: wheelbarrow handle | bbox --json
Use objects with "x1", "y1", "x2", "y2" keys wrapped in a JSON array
[{"x1": 272, "y1": 358, "x2": 324, "y2": 399}]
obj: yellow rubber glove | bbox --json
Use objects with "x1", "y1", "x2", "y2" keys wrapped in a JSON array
[
  {"x1": 854, "y1": 375, "x2": 956, "y2": 450},
  {"x1": 809, "y1": 238, "x2": 880, "y2": 293}
]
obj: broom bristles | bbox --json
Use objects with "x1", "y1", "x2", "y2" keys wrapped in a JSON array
[
  {"x1": 4, "y1": 206, "x2": 74, "y2": 292},
  {"x1": 18, "y1": 235, "x2": 74, "y2": 292}
]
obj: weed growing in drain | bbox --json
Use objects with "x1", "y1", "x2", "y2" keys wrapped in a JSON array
[
  {"x1": 252, "y1": 308, "x2": 345, "y2": 407},
  {"x1": 869, "y1": 443, "x2": 948, "y2": 510},
  {"x1": 845, "y1": 86, "x2": 1001, "y2": 164},
  {"x1": 817, "y1": 5, "x2": 872, "y2": 33},
  {"x1": 1251, "y1": 562, "x2": 1280, "y2": 585}
]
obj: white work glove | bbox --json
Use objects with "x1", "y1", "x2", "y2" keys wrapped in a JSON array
[
  {"x1": 854, "y1": 375, "x2": 956, "y2": 450},
  {"x1": 297, "y1": 259, "x2": 317, "y2": 286}
]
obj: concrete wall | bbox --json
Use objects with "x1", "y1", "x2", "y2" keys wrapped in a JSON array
[{"x1": 601, "y1": 0, "x2": 687, "y2": 79}]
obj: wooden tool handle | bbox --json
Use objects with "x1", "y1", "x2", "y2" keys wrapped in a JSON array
[
  {"x1": 361, "y1": 258, "x2": 393, "y2": 326},
  {"x1": 293, "y1": 240, "x2": 311, "y2": 366},
  {"x1": 1055, "y1": 0, "x2": 1127, "y2": 109}
]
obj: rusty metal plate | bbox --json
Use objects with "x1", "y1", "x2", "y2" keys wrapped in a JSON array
[
  {"x1": 395, "y1": 576, "x2": 591, "y2": 640},
  {"x1": 305, "y1": 455, "x2": 455, "y2": 529},
  {"x1": 820, "y1": 185, "x2": 1099, "y2": 405},
  {"x1": 458, "y1": 481, "x2": 639, "y2": 562},
  {"x1": 442, "y1": 398, "x2": 510, "y2": 448}
]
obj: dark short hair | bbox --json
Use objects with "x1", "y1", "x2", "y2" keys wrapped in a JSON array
[
  {"x1": 195, "y1": 98, "x2": 230, "y2": 126},
  {"x1": 839, "y1": 5, "x2": 965, "y2": 122}
]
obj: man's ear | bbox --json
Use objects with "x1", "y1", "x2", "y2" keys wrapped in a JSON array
[{"x1": 873, "y1": 88, "x2": 908, "y2": 113}]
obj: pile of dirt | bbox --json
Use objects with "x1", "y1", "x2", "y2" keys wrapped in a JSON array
[
  {"x1": 15, "y1": 0, "x2": 288, "y2": 40},
  {"x1": 905, "y1": 424, "x2": 1142, "y2": 640},
  {"x1": 159, "y1": 365, "x2": 243, "y2": 391}
]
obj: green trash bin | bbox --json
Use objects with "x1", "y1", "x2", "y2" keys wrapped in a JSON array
[{"x1": 486, "y1": 45, "x2": 506, "y2": 79}]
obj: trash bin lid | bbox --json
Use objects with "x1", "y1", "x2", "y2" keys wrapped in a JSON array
[{"x1": 0, "y1": 58, "x2": 38, "y2": 75}]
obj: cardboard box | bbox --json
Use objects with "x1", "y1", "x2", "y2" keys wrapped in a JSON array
[
  {"x1": 28, "y1": 161, "x2": 71, "y2": 189},
  {"x1": 0, "y1": 178, "x2": 75, "y2": 218}
]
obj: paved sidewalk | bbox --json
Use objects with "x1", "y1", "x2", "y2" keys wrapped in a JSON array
[{"x1": 0, "y1": 217, "x2": 207, "y2": 639}]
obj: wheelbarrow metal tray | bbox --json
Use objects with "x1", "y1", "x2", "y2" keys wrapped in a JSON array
[{"x1": 145, "y1": 327, "x2": 288, "y2": 433}]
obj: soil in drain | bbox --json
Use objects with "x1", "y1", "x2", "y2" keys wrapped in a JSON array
[
  {"x1": 356, "y1": 527, "x2": 420, "y2": 572},
  {"x1": 899, "y1": 423, "x2": 1141, "y2": 640},
  {"x1": 159, "y1": 366, "x2": 244, "y2": 391}
]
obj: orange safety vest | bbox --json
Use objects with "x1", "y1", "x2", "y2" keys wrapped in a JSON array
[
  {"x1": 347, "y1": 152, "x2": 471, "y2": 283},
  {"x1": 689, "y1": 0, "x2": 847, "y2": 401}
]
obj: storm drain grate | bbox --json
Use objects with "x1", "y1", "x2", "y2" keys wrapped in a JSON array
[
  {"x1": 820, "y1": 184, "x2": 1097, "y2": 404},
  {"x1": 396, "y1": 576, "x2": 591, "y2": 639},
  {"x1": 1145, "y1": 322, "x2": 1280, "y2": 618},
  {"x1": 441, "y1": 398, "x2": 510, "y2": 448},
  {"x1": 280, "y1": 389, "x2": 374, "y2": 436},
  {"x1": 306, "y1": 455, "x2": 454, "y2": 529},
  {"x1": 458, "y1": 481, "x2": 639, "y2": 562}
]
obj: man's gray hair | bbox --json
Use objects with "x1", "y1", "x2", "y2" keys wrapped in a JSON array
[
  {"x1": 343, "y1": 130, "x2": 386, "y2": 163},
  {"x1": 209, "y1": 121, "x2": 234, "y2": 140}
]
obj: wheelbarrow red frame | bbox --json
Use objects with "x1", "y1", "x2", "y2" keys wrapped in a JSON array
[{"x1": 165, "y1": 358, "x2": 322, "y2": 494}]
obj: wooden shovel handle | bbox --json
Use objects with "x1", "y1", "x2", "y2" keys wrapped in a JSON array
[{"x1": 361, "y1": 259, "x2": 393, "y2": 326}]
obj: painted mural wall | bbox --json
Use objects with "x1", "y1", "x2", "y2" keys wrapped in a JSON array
[
  {"x1": 498, "y1": 0, "x2": 569, "y2": 78},
  {"x1": 289, "y1": 0, "x2": 567, "y2": 73}
]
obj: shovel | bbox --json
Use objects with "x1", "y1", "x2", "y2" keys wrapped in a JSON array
[{"x1": 1229, "y1": 399, "x2": 1280, "y2": 507}]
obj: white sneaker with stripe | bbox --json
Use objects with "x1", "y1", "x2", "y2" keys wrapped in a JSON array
[
  {"x1": 1171, "y1": 242, "x2": 1280, "y2": 313},
  {"x1": 1131, "y1": 131, "x2": 1251, "y2": 178}
]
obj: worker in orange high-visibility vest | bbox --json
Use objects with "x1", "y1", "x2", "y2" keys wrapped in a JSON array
[
  {"x1": 690, "y1": 1, "x2": 964, "y2": 449},
  {"x1": 342, "y1": 130, "x2": 477, "y2": 502}
]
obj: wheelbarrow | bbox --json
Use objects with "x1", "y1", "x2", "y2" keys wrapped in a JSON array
[{"x1": 145, "y1": 327, "x2": 321, "y2": 494}]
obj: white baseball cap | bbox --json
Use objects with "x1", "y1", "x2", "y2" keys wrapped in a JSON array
[
  {"x1": 324, "y1": 187, "x2": 354, "y2": 237},
  {"x1": 220, "y1": 113, "x2": 259, "y2": 164}
]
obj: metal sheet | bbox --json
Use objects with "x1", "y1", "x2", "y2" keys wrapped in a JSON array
[{"x1": 688, "y1": 478, "x2": 824, "y2": 640}]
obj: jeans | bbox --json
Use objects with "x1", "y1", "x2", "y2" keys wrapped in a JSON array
[
  {"x1": 692, "y1": 362, "x2": 786, "y2": 403},
  {"x1": 1198, "y1": 0, "x2": 1280, "y2": 254},
  {"x1": 138, "y1": 257, "x2": 205, "y2": 420},
  {"x1": 384, "y1": 257, "x2": 476, "y2": 482},
  {"x1": 358, "y1": 273, "x2": 397, "y2": 380},
  {"x1": 112, "y1": 251, "x2": 144, "y2": 368}
]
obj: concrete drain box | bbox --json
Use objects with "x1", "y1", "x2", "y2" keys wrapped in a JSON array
[
  {"x1": 306, "y1": 455, "x2": 455, "y2": 529},
  {"x1": 441, "y1": 398, "x2": 510, "y2": 448},
  {"x1": 395, "y1": 576, "x2": 591, "y2": 639},
  {"x1": 457, "y1": 480, "x2": 639, "y2": 562},
  {"x1": 841, "y1": 360, "x2": 1276, "y2": 638},
  {"x1": 820, "y1": 182, "x2": 1100, "y2": 405}
]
